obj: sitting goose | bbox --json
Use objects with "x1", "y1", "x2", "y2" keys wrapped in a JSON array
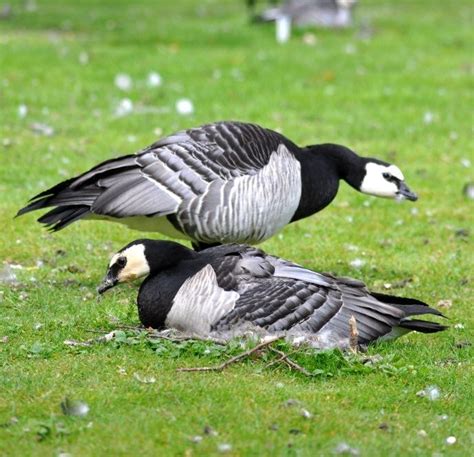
[
  {"x1": 18, "y1": 121, "x2": 418, "y2": 251},
  {"x1": 98, "y1": 240, "x2": 445, "y2": 348}
]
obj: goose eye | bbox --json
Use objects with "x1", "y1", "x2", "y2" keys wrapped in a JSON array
[
  {"x1": 116, "y1": 256, "x2": 126, "y2": 268},
  {"x1": 382, "y1": 172, "x2": 391, "y2": 179}
]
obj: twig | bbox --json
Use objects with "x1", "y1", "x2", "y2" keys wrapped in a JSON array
[
  {"x1": 269, "y1": 347, "x2": 313, "y2": 376},
  {"x1": 349, "y1": 315, "x2": 359, "y2": 353},
  {"x1": 64, "y1": 331, "x2": 116, "y2": 347},
  {"x1": 176, "y1": 336, "x2": 284, "y2": 372},
  {"x1": 147, "y1": 332, "x2": 228, "y2": 346}
]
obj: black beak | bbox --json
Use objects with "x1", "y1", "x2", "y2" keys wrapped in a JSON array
[
  {"x1": 97, "y1": 272, "x2": 118, "y2": 295},
  {"x1": 397, "y1": 182, "x2": 418, "y2": 201}
]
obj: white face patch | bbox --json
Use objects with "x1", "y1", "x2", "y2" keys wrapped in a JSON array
[
  {"x1": 387, "y1": 164, "x2": 404, "y2": 181},
  {"x1": 110, "y1": 243, "x2": 150, "y2": 283},
  {"x1": 359, "y1": 163, "x2": 400, "y2": 199}
]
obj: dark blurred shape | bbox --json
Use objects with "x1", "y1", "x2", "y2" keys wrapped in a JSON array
[
  {"x1": 252, "y1": 0, "x2": 357, "y2": 28},
  {"x1": 463, "y1": 182, "x2": 474, "y2": 200},
  {"x1": 0, "y1": 3, "x2": 12, "y2": 19}
]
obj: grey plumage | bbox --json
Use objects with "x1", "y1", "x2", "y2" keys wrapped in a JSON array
[
  {"x1": 18, "y1": 122, "x2": 302, "y2": 243},
  {"x1": 112, "y1": 241, "x2": 445, "y2": 347}
]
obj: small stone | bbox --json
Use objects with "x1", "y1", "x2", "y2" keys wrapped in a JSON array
[
  {"x1": 423, "y1": 111, "x2": 434, "y2": 124},
  {"x1": 446, "y1": 436, "x2": 456, "y2": 445},
  {"x1": 115, "y1": 98, "x2": 133, "y2": 117},
  {"x1": 0, "y1": 264, "x2": 18, "y2": 284},
  {"x1": 289, "y1": 428, "x2": 301, "y2": 435},
  {"x1": 349, "y1": 258, "x2": 365, "y2": 269},
  {"x1": 78, "y1": 51, "x2": 89, "y2": 65},
  {"x1": 416, "y1": 385, "x2": 440, "y2": 401},
  {"x1": 417, "y1": 429, "x2": 427, "y2": 438},
  {"x1": 378, "y1": 422, "x2": 389, "y2": 431},
  {"x1": 203, "y1": 425, "x2": 218, "y2": 436},
  {"x1": 30, "y1": 122, "x2": 54, "y2": 136},
  {"x1": 0, "y1": 336, "x2": 8, "y2": 343},
  {"x1": 300, "y1": 408, "x2": 312, "y2": 419},
  {"x1": 302, "y1": 32, "x2": 317, "y2": 46},
  {"x1": 67, "y1": 264, "x2": 83, "y2": 274},
  {"x1": 462, "y1": 182, "x2": 474, "y2": 200},
  {"x1": 18, "y1": 104, "x2": 28, "y2": 118},
  {"x1": 34, "y1": 323, "x2": 43, "y2": 330},
  {"x1": 175, "y1": 98, "x2": 194, "y2": 115},
  {"x1": 114, "y1": 73, "x2": 132, "y2": 91},
  {"x1": 454, "y1": 228, "x2": 469, "y2": 238},
  {"x1": 437, "y1": 299, "x2": 452, "y2": 309},
  {"x1": 147, "y1": 72, "x2": 162, "y2": 87},
  {"x1": 61, "y1": 398, "x2": 89, "y2": 417},
  {"x1": 190, "y1": 435, "x2": 203, "y2": 444},
  {"x1": 217, "y1": 443, "x2": 232, "y2": 453},
  {"x1": 333, "y1": 442, "x2": 360, "y2": 456}
]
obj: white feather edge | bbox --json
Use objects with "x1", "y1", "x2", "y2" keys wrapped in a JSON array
[{"x1": 165, "y1": 264, "x2": 240, "y2": 335}]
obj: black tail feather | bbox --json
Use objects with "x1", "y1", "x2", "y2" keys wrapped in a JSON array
[
  {"x1": 399, "y1": 319, "x2": 447, "y2": 334},
  {"x1": 37, "y1": 205, "x2": 90, "y2": 231}
]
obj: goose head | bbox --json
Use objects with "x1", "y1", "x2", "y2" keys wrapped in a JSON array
[
  {"x1": 358, "y1": 160, "x2": 418, "y2": 201},
  {"x1": 97, "y1": 239, "x2": 195, "y2": 294},
  {"x1": 304, "y1": 144, "x2": 418, "y2": 202}
]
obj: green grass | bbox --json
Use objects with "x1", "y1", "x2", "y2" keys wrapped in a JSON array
[{"x1": 1, "y1": 0, "x2": 473, "y2": 455}]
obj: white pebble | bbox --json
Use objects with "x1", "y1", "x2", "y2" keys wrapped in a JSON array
[
  {"x1": 115, "y1": 98, "x2": 133, "y2": 117},
  {"x1": 217, "y1": 443, "x2": 232, "y2": 453},
  {"x1": 349, "y1": 258, "x2": 365, "y2": 269},
  {"x1": 79, "y1": 51, "x2": 89, "y2": 65},
  {"x1": 417, "y1": 429, "x2": 427, "y2": 438},
  {"x1": 175, "y1": 98, "x2": 194, "y2": 115},
  {"x1": 416, "y1": 385, "x2": 440, "y2": 400},
  {"x1": 301, "y1": 408, "x2": 312, "y2": 419},
  {"x1": 147, "y1": 72, "x2": 162, "y2": 88},
  {"x1": 446, "y1": 436, "x2": 456, "y2": 445},
  {"x1": 423, "y1": 111, "x2": 434, "y2": 124},
  {"x1": 114, "y1": 73, "x2": 132, "y2": 91},
  {"x1": 454, "y1": 323, "x2": 464, "y2": 329},
  {"x1": 18, "y1": 104, "x2": 28, "y2": 118}
]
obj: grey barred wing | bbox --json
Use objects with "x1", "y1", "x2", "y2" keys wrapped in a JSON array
[{"x1": 150, "y1": 121, "x2": 294, "y2": 175}]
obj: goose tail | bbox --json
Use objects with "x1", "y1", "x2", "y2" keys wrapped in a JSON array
[
  {"x1": 16, "y1": 154, "x2": 137, "y2": 231},
  {"x1": 371, "y1": 292, "x2": 448, "y2": 334}
]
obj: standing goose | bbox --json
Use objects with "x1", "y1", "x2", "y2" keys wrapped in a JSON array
[
  {"x1": 18, "y1": 121, "x2": 417, "y2": 250},
  {"x1": 98, "y1": 240, "x2": 445, "y2": 347}
]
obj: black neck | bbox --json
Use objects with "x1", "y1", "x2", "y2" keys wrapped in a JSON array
[
  {"x1": 292, "y1": 144, "x2": 366, "y2": 222},
  {"x1": 138, "y1": 259, "x2": 205, "y2": 329},
  {"x1": 143, "y1": 240, "x2": 198, "y2": 274}
]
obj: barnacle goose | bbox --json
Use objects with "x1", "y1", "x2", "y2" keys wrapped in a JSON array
[
  {"x1": 98, "y1": 240, "x2": 445, "y2": 348},
  {"x1": 18, "y1": 121, "x2": 418, "y2": 251}
]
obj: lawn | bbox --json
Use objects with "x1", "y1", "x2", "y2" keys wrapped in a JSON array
[{"x1": 0, "y1": 0, "x2": 473, "y2": 455}]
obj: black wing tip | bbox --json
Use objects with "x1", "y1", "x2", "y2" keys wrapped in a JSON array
[{"x1": 399, "y1": 319, "x2": 448, "y2": 334}]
